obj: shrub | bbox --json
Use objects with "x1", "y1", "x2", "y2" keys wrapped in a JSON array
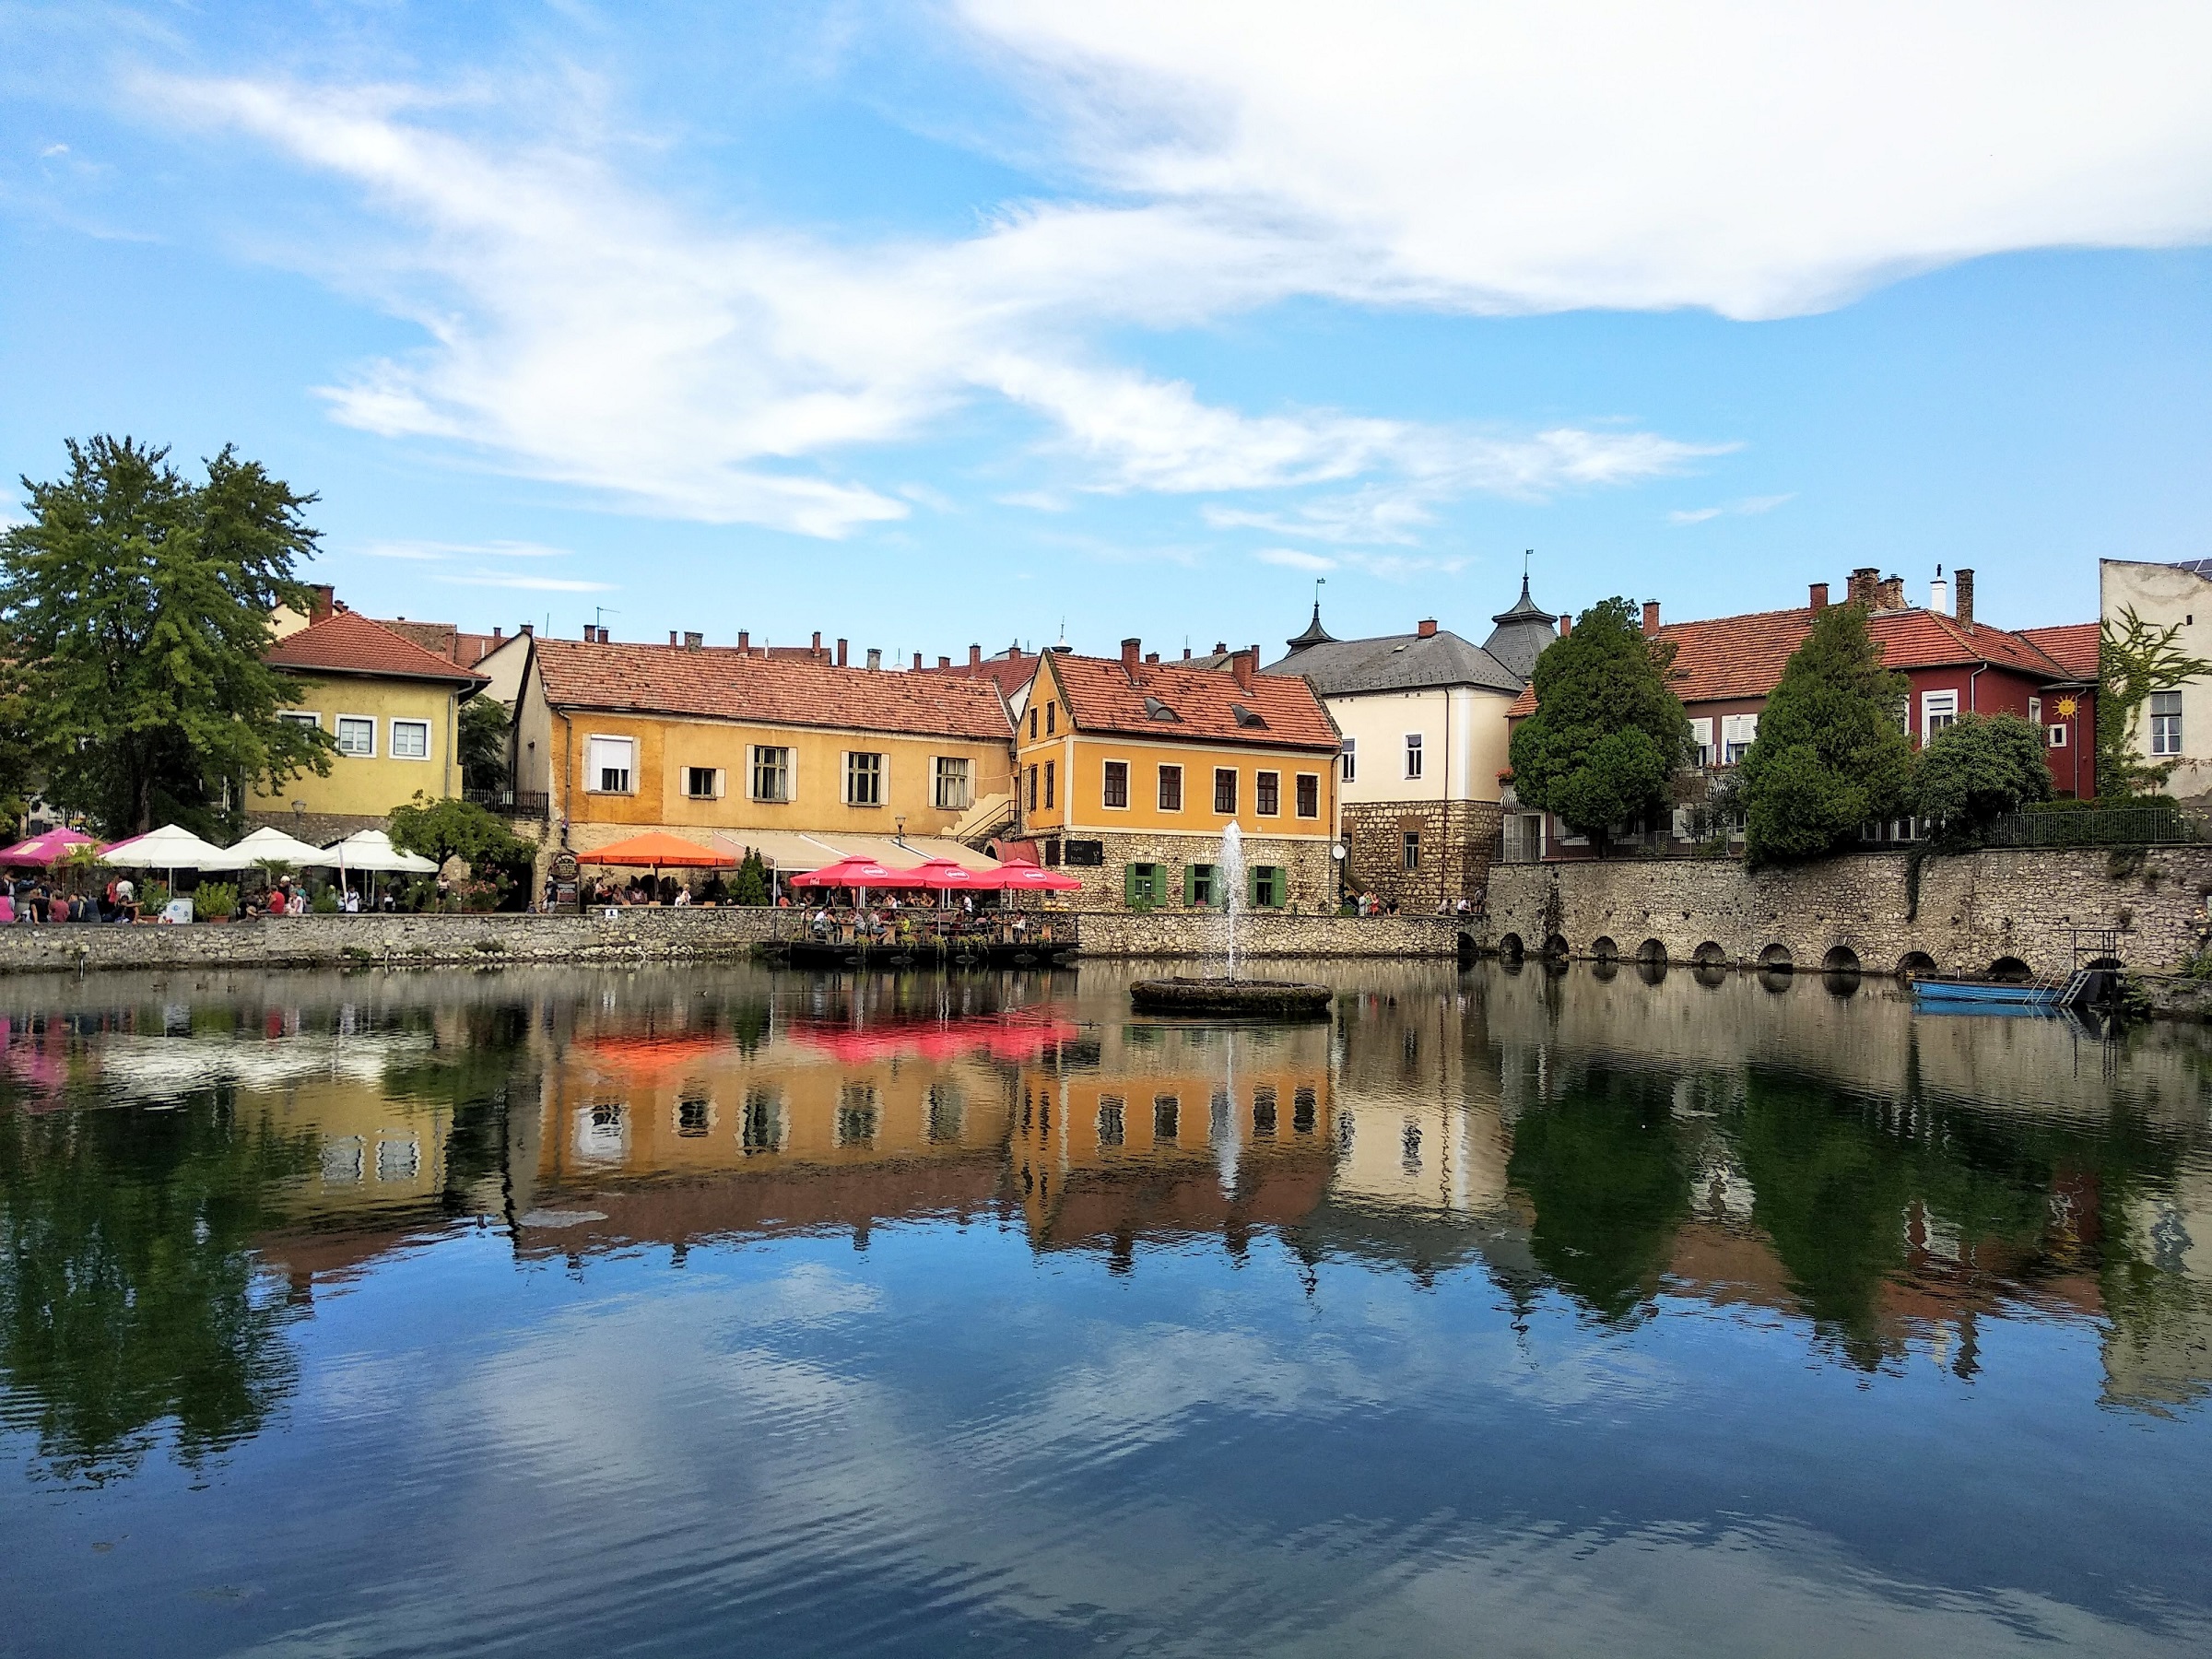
[
  {"x1": 1914, "y1": 714, "x2": 2053, "y2": 844},
  {"x1": 194, "y1": 881, "x2": 238, "y2": 920}
]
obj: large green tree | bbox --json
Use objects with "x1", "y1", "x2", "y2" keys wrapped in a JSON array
[
  {"x1": 1507, "y1": 596, "x2": 1691, "y2": 852},
  {"x1": 1914, "y1": 712, "x2": 2053, "y2": 842},
  {"x1": 1738, "y1": 603, "x2": 1914, "y2": 865},
  {"x1": 0, "y1": 437, "x2": 333, "y2": 836}
]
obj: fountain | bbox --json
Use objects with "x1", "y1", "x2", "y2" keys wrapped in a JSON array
[{"x1": 1129, "y1": 822, "x2": 1333, "y2": 1018}]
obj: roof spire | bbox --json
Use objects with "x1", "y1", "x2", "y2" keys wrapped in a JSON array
[{"x1": 1285, "y1": 577, "x2": 1336, "y2": 652}]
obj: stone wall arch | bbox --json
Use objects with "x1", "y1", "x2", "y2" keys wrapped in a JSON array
[
  {"x1": 1988, "y1": 956, "x2": 2033, "y2": 983},
  {"x1": 1636, "y1": 938, "x2": 1667, "y2": 967},
  {"x1": 1821, "y1": 946, "x2": 1861, "y2": 974},
  {"x1": 1897, "y1": 950, "x2": 1937, "y2": 978},
  {"x1": 1497, "y1": 932, "x2": 1524, "y2": 961},
  {"x1": 1541, "y1": 932, "x2": 1570, "y2": 960},
  {"x1": 1758, "y1": 944, "x2": 1794, "y2": 971},
  {"x1": 1590, "y1": 935, "x2": 1619, "y2": 963},
  {"x1": 1691, "y1": 941, "x2": 1727, "y2": 967}
]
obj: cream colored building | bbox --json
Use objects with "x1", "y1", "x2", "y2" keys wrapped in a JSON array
[{"x1": 2103, "y1": 559, "x2": 2212, "y2": 800}]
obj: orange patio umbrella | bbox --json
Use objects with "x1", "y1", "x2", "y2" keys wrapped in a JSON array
[{"x1": 575, "y1": 831, "x2": 737, "y2": 869}]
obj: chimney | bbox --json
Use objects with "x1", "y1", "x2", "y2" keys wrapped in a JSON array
[
  {"x1": 1955, "y1": 569, "x2": 1975, "y2": 628},
  {"x1": 1417, "y1": 618, "x2": 1439, "y2": 639},
  {"x1": 1559, "y1": 615, "x2": 1572, "y2": 638},
  {"x1": 1214, "y1": 641, "x2": 1228, "y2": 655},
  {"x1": 1930, "y1": 573, "x2": 1949, "y2": 616},
  {"x1": 1848, "y1": 567, "x2": 1878, "y2": 608},
  {"x1": 1231, "y1": 648, "x2": 1256, "y2": 689},
  {"x1": 969, "y1": 644, "x2": 982, "y2": 668},
  {"x1": 912, "y1": 646, "x2": 922, "y2": 671},
  {"x1": 309, "y1": 583, "x2": 335, "y2": 622},
  {"x1": 1809, "y1": 582, "x2": 1829, "y2": 612},
  {"x1": 1146, "y1": 652, "x2": 1159, "y2": 665},
  {"x1": 519, "y1": 623, "x2": 533, "y2": 638},
  {"x1": 737, "y1": 630, "x2": 749, "y2": 651},
  {"x1": 583, "y1": 620, "x2": 596, "y2": 640},
  {"x1": 938, "y1": 654, "x2": 950, "y2": 669},
  {"x1": 865, "y1": 647, "x2": 881, "y2": 671},
  {"x1": 684, "y1": 631, "x2": 703, "y2": 650},
  {"x1": 1642, "y1": 600, "x2": 1660, "y2": 636},
  {"x1": 811, "y1": 630, "x2": 823, "y2": 655},
  {"x1": 492, "y1": 626, "x2": 503, "y2": 641},
  {"x1": 1877, "y1": 574, "x2": 1905, "y2": 611},
  {"x1": 1182, "y1": 647, "x2": 1192, "y2": 660},
  {"x1": 669, "y1": 629, "x2": 678, "y2": 646},
  {"x1": 1120, "y1": 637, "x2": 1142, "y2": 670},
  {"x1": 836, "y1": 637, "x2": 848, "y2": 667}
]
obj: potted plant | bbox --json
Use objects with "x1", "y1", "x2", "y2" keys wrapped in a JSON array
[{"x1": 194, "y1": 881, "x2": 239, "y2": 924}]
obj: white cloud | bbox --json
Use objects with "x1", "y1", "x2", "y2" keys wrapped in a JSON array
[
  {"x1": 1254, "y1": 547, "x2": 1335, "y2": 571},
  {"x1": 359, "y1": 537, "x2": 574, "y2": 560},
  {"x1": 959, "y1": 0, "x2": 2212, "y2": 320},
  {"x1": 1253, "y1": 546, "x2": 1467, "y2": 582},
  {"x1": 433, "y1": 570, "x2": 614, "y2": 592},
  {"x1": 1667, "y1": 492, "x2": 1795, "y2": 526}
]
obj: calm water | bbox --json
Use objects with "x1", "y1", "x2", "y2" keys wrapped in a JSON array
[{"x1": 2, "y1": 959, "x2": 2208, "y2": 1657}]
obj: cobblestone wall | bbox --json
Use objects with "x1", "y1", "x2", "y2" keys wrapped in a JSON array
[
  {"x1": 1074, "y1": 911, "x2": 1466, "y2": 959},
  {"x1": 1053, "y1": 830, "x2": 1337, "y2": 914},
  {"x1": 1341, "y1": 800, "x2": 1501, "y2": 910},
  {"x1": 1482, "y1": 848, "x2": 2212, "y2": 978}
]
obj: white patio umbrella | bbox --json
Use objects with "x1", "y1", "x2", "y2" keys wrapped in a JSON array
[
  {"x1": 99, "y1": 825, "x2": 229, "y2": 892},
  {"x1": 201, "y1": 826, "x2": 339, "y2": 872},
  {"x1": 324, "y1": 830, "x2": 437, "y2": 875}
]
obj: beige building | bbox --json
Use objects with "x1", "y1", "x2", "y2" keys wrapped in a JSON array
[{"x1": 2103, "y1": 558, "x2": 2212, "y2": 800}]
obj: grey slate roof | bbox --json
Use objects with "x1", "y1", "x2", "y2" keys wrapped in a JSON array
[
  {"x1": 1264, "y1": 628, "x2": 1524, "y2": 696},
  {"x1": 1482, "y1": 576, "x2": 1562, "y2": 681}
]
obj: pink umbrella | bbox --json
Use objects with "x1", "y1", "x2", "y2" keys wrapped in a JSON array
[
  {"x1": 908, "y1": 856, "x2": 984, "y2": 893},
  {"x1": 787, "y1": 855, "x2": 925, "y2": 891},
  {"x1": 980, "y1": 858, "x2": 1083, "y2": 893},
  {"x1": 0, "y1": 828, "x2": 96, "y2": 868}
]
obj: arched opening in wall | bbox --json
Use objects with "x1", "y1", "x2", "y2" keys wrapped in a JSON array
[
  {"x1": 1456, "y1": 932, "x2": 1478, "y2": 963},
  {"x1": 1897, "y1": 951, "x2": 1938, "y2": 979},
  {"x1": 1988, "y1": 956, "x2": 2033, "y2": 983},
  {"x1": 1497, "y1": 932, "x2": 1524, "y2": 962},
  {"x1": 1822, "y1": 946, "x2": 1861, "y2": 974},
  {"x1": 1541, "y1": 933, "x2": 1570, "y2": 960},
  {"x1": 1636, "y1": 939, "x2": 1668, "y2": 967},
  {"x1": 1590, "y1": 936, "x2": 1619, "y2": 964},
  {"x1": 1758, "y1": 944, "x2": 1794, "y2": 972},
  {"x1": 1692, "y1": 942, "x2": 1727, "y2": 968}
]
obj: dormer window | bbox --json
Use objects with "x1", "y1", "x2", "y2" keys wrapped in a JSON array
[
  {"x1": 1231, "y1": 703, "x2": 1266, "y2": 728},
  {"x1": 1144, "y1": 696, "x2": 1180, "y2": 722}
]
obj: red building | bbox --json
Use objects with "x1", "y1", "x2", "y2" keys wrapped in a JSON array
[{"x1": 1503, "y1": 567, "x2": 2096, "y2": 859}]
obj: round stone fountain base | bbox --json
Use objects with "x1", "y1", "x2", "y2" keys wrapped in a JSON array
[{"x1": 1128, "y1": 977, "x2": 1334, "y2": 1019}]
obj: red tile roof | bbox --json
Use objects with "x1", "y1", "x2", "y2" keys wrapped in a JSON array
[
  {"x1": 266, "y1": 609, "x2": 488, "y2": 686},
  {"x1": 532, "y1": 638, "x2": 1014, "y2": 741},
  {"x1": 2018, "y1": 622, "x2": 2100, "y2": 680},
  {"x1": 916, "y1": 652, "x2": 1043, "y2": 700},
  {"x1": 376, "y1": 618, "x2": 505, "y2": 667},
  {"x1": 1506, "y1": 604, "x2": 2087, "y2": 718},
  {"x1": 1044, "y1": 653, "x2": 1339, "y2": 750}
]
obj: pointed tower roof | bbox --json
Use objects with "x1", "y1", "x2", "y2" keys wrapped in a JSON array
[
  {"x1": 1284, "y1": 601, "x2": 1336, "y2": 653},
  {"x1": 1482, "y1": 575, "x2": 1559, "y2": 681}
]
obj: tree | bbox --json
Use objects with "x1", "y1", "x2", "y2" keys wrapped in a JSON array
[
  {"x1": 1914, "y1": 713, "x2": 2053, "y2": 842},
  {"x1": 730, "y1": 848, "x2": 771, "y2": 906},
  {"x1": 458, "y1": 694, "x2": 512, "y2": 794},
  {"x1": 1507, "y1": 596, "x2": 1691, "y2": 852},
  {"x1": 386, "y1": 794, "x2": 537, "y2": 906},
  {"x1": 0, "y1": 437, "x2": 334, "y2": 837},
  {"x1": 2099, "y1": 606, "x2": 2212, "y2": 799},
  {"x1": 1738, "y1": 603, "x2": 1914, "y2": 865}
]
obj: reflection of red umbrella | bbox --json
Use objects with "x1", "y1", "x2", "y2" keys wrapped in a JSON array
[
  {"x1": 0, "y1": 829, "x2": 96, "y2": 868},
  {"x1": 786, "y1": 1013, "x2": 1079, "y2": 1065},
  {"x1": 575, "y1": 1033, "x2": 735, "y2": 1076},
  {"x1": 788, "y1": 855, "x2": 924, "y2": 891}
]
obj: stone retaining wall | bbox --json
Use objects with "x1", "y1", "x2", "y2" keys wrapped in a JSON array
[
  {"x1": 1075, "y1": 911, "x2": 1465, "y2": 959},
  {"x1": 1483, "y1": 847, "x2": 2212, "y2": 979}
]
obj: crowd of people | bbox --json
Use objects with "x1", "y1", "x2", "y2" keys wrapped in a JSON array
[
  {"x1": 1344, "y1": 890, "x2": 1483, "y2": 918},
  {"x1": 0, "y1": 876, "x2": 141, "y2": 924}
]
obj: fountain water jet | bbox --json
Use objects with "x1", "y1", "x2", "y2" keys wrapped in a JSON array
[{"x1": 1129, "y1": 818, "x2": 1332, "y2": 1019}]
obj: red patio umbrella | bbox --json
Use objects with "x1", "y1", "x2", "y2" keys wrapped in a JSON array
[
  {"x1": 908, "y1": 856, "x2": 985, "y2": 895},
  {"x1": 980, "y1": 857, "x2": 1083, "y2": 893},
  {"x1": 787, "y1": 855, "x2": 924, "y2": 891},
  {"x1": 576, "y1": 830, "x2": 737, "y2": 869},
  {"x1": 0, "y1": 829, "x2": 96, "y2": 868}
]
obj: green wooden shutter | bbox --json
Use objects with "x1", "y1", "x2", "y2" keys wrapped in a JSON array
[
  {"x1": 1182, "y1": 864, "x2": 1196, "y2": 906},
  {"x1": 1247, "y1": 864, "x2": 1261, "y2": 908},
  {"x1": 1124, "y1": 862, "x2": 1141, "y2": 907}
]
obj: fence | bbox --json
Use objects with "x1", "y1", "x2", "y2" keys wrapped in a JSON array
[
  {"x1": 1982, "y1": 806, "x2": 2209, "y2": 848},
  {"x1": 464, "y1": 789, "x2": 551, "y2": 820}
]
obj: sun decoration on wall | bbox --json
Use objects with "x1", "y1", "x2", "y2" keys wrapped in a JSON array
[{"x1": 2057, "y1": 698, "x2": 2078, "y2": 717}]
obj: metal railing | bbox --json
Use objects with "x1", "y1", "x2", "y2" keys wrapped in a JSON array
[
  {"x1": 1981, "y1": 806, "x2": 2209, "y2": 848},
  {"x1": 464, "y1": 788, "x2": 551, "y2": 820}
]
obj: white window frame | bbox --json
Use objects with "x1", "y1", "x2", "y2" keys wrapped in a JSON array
[
  {"x1": 1404, "y1": 733, "x2": 1424, "y2": 780},
  {"x1": 1721, "y1": 712, "x2": 1759, "y2": 765},
  {"x1": 389, "y1": 718, "x2": 431, "y2": 761},
  {"x1": 2048, "y1": 724, "x2": 2069, "y2": 748},
  {"x1": 2150, "y1": 690, "x2": 2183, "y2": 758},
  {"x1": 586, "y1": 734, "x2": 636, "y2": 795},
  {"x1": 1100, "y1": 757, "x2": 1130, "y2": 811},
  {"x1": 1688, "y1": 716, "x2": 1715, "y2": 767},
  {"x1": 278, "y1": 711, "x2": 321, "y2": 733},
  {"x1": 844, "y1": 750, "x2": 886, "y2": 806},
  {"x1": 934, "y1": 755, "x2": 972, "y2": 811},
  {"x1": 335, "y1": 714, "x2": 377, "y2": 759},
  {"x1": 1922, "y1": 689, "x2": 1959, "y2": 745},
  {"x1": 1340, "y1": 737, "x2": 1357, "y2": 783},
  {"x1": 2028, "y1": 696, "x2": 2042, "y2": 728},
  {"x1": 750, "y1": 745, "x2": 792, "y2": 803},
  {"x1": 683, "y1": 765, "x2": 724, "y2": 800}
]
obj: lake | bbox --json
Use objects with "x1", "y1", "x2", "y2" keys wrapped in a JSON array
[{"x1": 2, "y1": 959, "x2": 2208, "y2": 1657}]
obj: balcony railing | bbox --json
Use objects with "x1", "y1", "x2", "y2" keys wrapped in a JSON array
[
  {"x1": 1981, "y1": 806, "x2": 2209, "y2": 848},
  {"x1": 465, "y1": 788, "x2": 550, "y2": 820}
]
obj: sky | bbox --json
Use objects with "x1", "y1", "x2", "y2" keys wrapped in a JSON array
[{"x1": 1, "y1": 1, "x2": 2208, "y2": 661}]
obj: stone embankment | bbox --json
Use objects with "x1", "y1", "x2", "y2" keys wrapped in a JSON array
[
  {"x1": 1074, "y1": 912, "x2": 1465, "y2": 959},
  {"x1": 1482, "y1": 846, "x2": 2212, "y2": 982}
]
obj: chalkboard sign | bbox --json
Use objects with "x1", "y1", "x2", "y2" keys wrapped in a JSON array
[{"x1": 1063, "y1": 840, "x2": 1105, "y2": 866}]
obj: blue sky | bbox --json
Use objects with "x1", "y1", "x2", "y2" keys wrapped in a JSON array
[{"x1": 2, "y1": 1, "x2": 2207, "y2": 658}]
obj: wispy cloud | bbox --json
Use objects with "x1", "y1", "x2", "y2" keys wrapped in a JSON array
[
  {"x1": 1252, "y1": 547, "x2": 1468, "y2": 582},
  {"x1": 359, "y1": 537, "x2": 576, "y2": 560},
  {"x1": 1667, "y1": 492, "x2": 1794, "y2": 526},
  {"x1": 432, "y1": 570, "x2": 613, "y2": 593},
  {"x1": 1254, "y1": 547, "x2": 1334, "y2": 571}
]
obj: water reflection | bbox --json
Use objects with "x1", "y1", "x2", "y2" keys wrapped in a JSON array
[{"x1": 2, "y1": 961, "x2": 2209, "y2": 1652}]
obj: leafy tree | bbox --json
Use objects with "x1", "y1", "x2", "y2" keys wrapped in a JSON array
[
  {"x1": 1507, "y1": 596, "x2": 1691, "y2": 852},
  {"x1": 1914, "y1": 713, "x2": 2053, "y2": 842},
  {"x1": 387, "y1": 793, "x2": 537, "y2": 906},
  {"x1": 458, "y1": 694, "x2": 512, "y2": 794},
  {"x1": 1738, "y1": 603, "x2": 1914, "y2": 865},
  {"x1": 0, "y1": 437, "x2": 335, "y2": 837},
  {"x1": 2099, "y1": 606, "x2": 2212, "y2": 798},
  {"x1": 730, "y1": 847, "x2": 771, "y2": 906}
]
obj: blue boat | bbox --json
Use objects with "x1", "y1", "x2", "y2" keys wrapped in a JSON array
[{"x1": 1910, "y1": 975, "x2": 2064, "y2": 1010}]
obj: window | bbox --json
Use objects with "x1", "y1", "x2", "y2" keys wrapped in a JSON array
[
  {"x1": 587, "y1": 735, "x2": 633, "y2": 794},
  {"x1": 835, "y1": 1083, "x2": 879, "y2": 1147},
  {"x1": 1253, "y1": 1087, "x2": 1277, "y2": 1139},
  {"x1": 1029, "y1": 706, "x2": 1039, "y2": 740},
  {"x1": 279, "y1": 711, "x2": 319, "y2": 733},
  {"x1": 740, "y1": 1088, "x2": 783, "y2": 1155},
  {"x1": 1404, "y1": 733, "x2": 1423, "y2": 779},
  {"x1": 1158, "y1": 764, "x2": 1182, "y2": 811},
  {"x1": 1046, "y1": 701, "x2": 1055, "y2": 735},
  {"x1": 1097, "y1": 1097, "x2": 1124, "y2": 1148},
  {"x1": 1250, "y1": 865, "x2": 1283, "y2": 907},
  {"x1": 1214, "y1": 768, "x2": 1238, "y2": 814},
  {"x1": 1255, "y1": 771, "x2": 1280, "y2": 816},
  {"x1": 676, "y1": 1096, "x2": 712, "y2": 1137},
  {"x1": 845, "y1": 751, "x2": 884, "y2": 806},
  {"x1": 1922, "y1": 690, "x2": 1959, "y2": 744},
  {"x1": 390, "y1": 719, "x2": 429, "y2": 759},
  {"x1": 1124, "y1": 862, "x2": 1166, "y2": 907},
  {"x1": 934, "y1": 756, "x2": 971, "y2": 810},
  {"x1": 1340, "y1": 736, "x2": 1357, "y2": 782},
  {"x1": 1295, "y1": 773, "x2": 1319, "y2": 818},
  {"x1": 1187, "y1": 863, "x2": 1216, "y2": 906},
  {"x1": 684, "y1": 766, "x2": 721, "y2": 799},
  {"x1": 1688, "y1": 716, "x2": 1716, "y2": 767},
  {"x1": 1722, "y1": 712, "x2": 1759, "y2": 765},
  {"x1": 2049, "y1": 724, "x2": 2069, "y2": 748},
  {"x1": 1154, "y1": 1095, "x2": 1180, "y2": 1141},
  {"x1": 1027, "y1": 764, "x2": 1038, "y2": 813},
  {"x1": 1403, "y1": 830, "x2": 1421, "y2": 872},
  {"x1": 1101, "y1": 759, "x2": 1129, "y2": 808},
  {"x1": 1043, "y1": 759, "x2": 1055, "y2": 809},
  {"x1": 2151, "y1": 690, "x2": 2183, "y2": 757},
  {"x1": 336, "y1": 716, "x2": 376, "y2": 758},
  {"x1": 1064, "y1": 839, "x2": 1104, "y2": 866},
  {"x1": 2028, "y1": 696, "x2": 2042, "y2": 728},
  {"x1": 751, "y1": 746, "x2": 791, "y2": 802}
]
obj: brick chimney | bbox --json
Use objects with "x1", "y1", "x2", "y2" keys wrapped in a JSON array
[
  {"x1": 1231, "y1": 648, "x2": 1256, "y2": 689},
  {"x1": 811, "y1": 630, "x2": 823, "y2": 655},
  {"x1": 836, "y1": 637, "x2": 848, "y2": 667},
  {"x1": 911, "y1": 646, "x2": 922, "y2": 671},
  {"x1": 1559, "y1": 615, "x2": 1571, "y2": 638},
  {"x1": 582, "y1": 620, "x2": 595, "y2": 640},
  {"x1": 308, "y1": 583, "x2": 335, "y2": 622},
  {"x1": 1146, "y1": 652, "x2": 1159, "y2": 665},
  {"x1": 1809, "y1": 582, "x2": 1829, "y2": 612},
  {"x1": 1848, "y1": 567, "x2": 1878, "y2": 608},
  {"x1": 1877, "y1": 574, "x2": 1905, "y2": 610},
  {"x1": 1642, "y1": 600, "x2": 1661, "y2": 636},
  {"x1": 1955, "y1": 568, "x2": 1975, "y2": 628},
  {"x1": 519, "y1": 623, "x2": 533, "y2": 637},
  {"x1": 1417, "y1": 618, "x2": 1439, "y2": 639},
  {"x1": 1121, "y1": 637, "x2": 1142, "y2": 671},
  {"x1": 491, "y1": 626, "x2": 503, "y2": 641},
  {"x1": 969, "y1": 643, "x2": 982, "y2": 668},
  {"x1": 737, "y1": 630, "x2": 749, "y2": 651},
  {"x1": 684, "y1": 631, "x2": 703, "y2": 650},
  {"x1": 938, "y1": 654, "x2": 951, "y2": 669},
  {"x1": 669, "y1": 629, "x2": 678, "y2": 645}
]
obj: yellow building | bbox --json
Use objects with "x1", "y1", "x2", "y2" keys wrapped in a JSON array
[
  {"x1": 512, "y1": 631, "x2": 1017, "y2": 869},
  {"x1": 256, "y1": 605, "x2": 488, "y2": 841},
  {"x1": 1013, "y1": 639, "x2": 1343, "y2": 911}
]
